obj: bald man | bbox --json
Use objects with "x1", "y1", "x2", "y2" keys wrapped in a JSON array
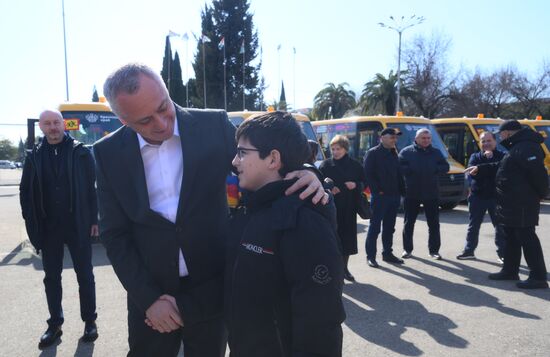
[{"x1": 20, "y1": 110, "x2": 99, "y2": 349}]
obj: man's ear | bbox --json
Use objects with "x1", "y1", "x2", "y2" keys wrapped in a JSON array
[{"x1": 268, "y1": 149, "x2": 282, "y2": 170}]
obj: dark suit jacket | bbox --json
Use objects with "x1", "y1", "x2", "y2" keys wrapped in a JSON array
[{"x1": 93, "y1": 105, "x2": 236, "y2": 326}]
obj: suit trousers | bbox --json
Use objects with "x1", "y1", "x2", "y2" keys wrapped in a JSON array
[
  {"x1": 365, "y1": 194, "x2": 401, "y2": 259},
  {"x1": 501, "y1": 226, "x2": 548, "y2": 281},
  {"x1": 464, "y1": 194, "x2": 506, "y2": 256},
  {"x1": 127, "y1": 290, "x2": 227, "y2": 357},
  {"x1": 402, "y1": 198, "x2": 441, "y2": 254},
  {"x1": 41, "y1": 227, "x2": 97, "y2": 328}
]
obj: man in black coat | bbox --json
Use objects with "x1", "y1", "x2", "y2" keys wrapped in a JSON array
[
  {"x1": 95, "y1": 64, "x2": 328, "y2": 357},
  {"x1": 465, "y1": 120, "x2": 548, "y2": 289},
  {"x1": 457, "y1": 131, "x2": 506, "y2": 262},
  {"x1": 363, "y1": 128, "x2": 406, "y2": 267},
  {"x1": 20, "y1": 110, "x2": 99, "y2": 349},
  {"x1": 399, "y1": 128, "x2": 450, "y2": 260}
]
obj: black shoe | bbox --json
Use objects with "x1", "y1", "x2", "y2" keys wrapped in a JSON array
[
  {"x1": 516, "y1": 279, "x2": 549, "y2": 289},
  {"x1": 367, "y1": 258, "x2": 379, "y2": 268},
  {"x1": 82, "y1": 321, "x2": 98, "y2": 343},
  {"x1": 344, "y1": 271, "x2": 356, "y2": 282},
  {"x1": 38, "y1": 326, "x2": 62, "y2": 349},
  {"x1": 382, "y1": 254, "x2": 404, "y2": 264},
  {"x1": 456, "y1": 252, "x2": 475, "y2": 260},
  {"x1": 401, "y1": 251, "x2": 412, "y2": 259},
  {"x1": 488, "y1": 271, "x2": 519, "y2": 281},
  {"x1": 430, "y1": 253, "x2": 442, "y2": 260}
]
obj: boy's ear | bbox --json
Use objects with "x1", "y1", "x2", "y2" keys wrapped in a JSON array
[{"x1": 268, "y1": 149, "x2": 283, "y2": 170}]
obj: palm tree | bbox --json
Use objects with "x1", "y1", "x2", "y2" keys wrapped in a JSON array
[
  {"x1": 359, "y1": 71, "x2": 409, "y2": 115},
  {"x1": 313, "y1": 83, "x2": 356, "y2": 119}
]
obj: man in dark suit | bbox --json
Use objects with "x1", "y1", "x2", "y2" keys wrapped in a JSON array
[{"x1": 94, "y1": 63, "x2": 326, "y2": 356}]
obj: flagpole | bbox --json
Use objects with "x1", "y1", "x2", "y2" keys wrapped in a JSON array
[
  {"x1": 184, "y1": 33, "x2": 189, "y2": 107},
  {"x1": 293, "y1": 47, "x2": 296, "y2": 110},
  {"x1": 202, "y1": 38, "x2": 207, "y2": 108},
  {"x1": 242, "y1": 40, "x2": 245, "y2": 110},
  {"x1": 277, "y1": 44, "x2": 281, "y2": 106},
  {"x1": 223, "y1": 42, "x2": 227, "y2": 111},
  {"x1": 62, "y1": 0, "x2": 69, "y2": 101}
]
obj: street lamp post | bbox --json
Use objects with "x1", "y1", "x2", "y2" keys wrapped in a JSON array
[{"x1": 378, "y1": 15, "x2": 425, "y2": 115}]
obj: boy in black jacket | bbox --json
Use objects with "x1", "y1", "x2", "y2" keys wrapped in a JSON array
[{"x1": 226, "y1": 111, "x2": 345, "y2": 357}]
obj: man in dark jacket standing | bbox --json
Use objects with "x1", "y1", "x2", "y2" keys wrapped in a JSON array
[
  {"x1": 19, "y1": 110, "x2": 99, "y2": 348},
  {"x1": 457, "y1": 131, "x2": 506, "y2": 262},
  {"x1": 465, "y1": 120, "x2": 548, "y2": 289},
  {"x1": 399, "y1": 128, "x2": 450, "y2": 260},
  {"x1": 363, "y1": 128, "x2": 406, "y2": 267}
]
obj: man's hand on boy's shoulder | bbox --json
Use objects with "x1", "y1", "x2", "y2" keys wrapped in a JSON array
[{"x1": 284, "y1": 169, "x2": 329, "y2": 205}]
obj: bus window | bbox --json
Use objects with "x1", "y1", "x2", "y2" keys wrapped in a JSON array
[
  {"x1": 298, "y1": 121, "x2": 323, "y2": 161},
  {"x1": 229, "y1": 116, "x2": 245, "y2": 127},
  {"x1": 472, "y1": 124, "x2": 507, "y2": 152},
  {"x1": 60, "y1": 110, "x2": 121, "y2": 146},
  {"x1": 391, "y1": 123, "x2": 449, "y2": 158},
  {"x1": 357, "y1": 122, "x2": 383, "y2": 160},
  {"x1": 313, "y1": 122, "x2": 358, "y2": 159},
  {"x1": 432, "y1": 123, "x2": 472, "y2": 166}
]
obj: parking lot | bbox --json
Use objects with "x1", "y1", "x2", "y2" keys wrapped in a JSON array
[{"x1": 1, "y1": 171, "x2": 549, "y2": 356}]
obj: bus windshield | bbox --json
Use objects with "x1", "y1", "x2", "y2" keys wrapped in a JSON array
[
  {"x1": 60, "y1": 111, "x2": 122, "y2": 145},
  {"x1": 472, "y1": 124, "x2": 507, "y2": 152},
  {"x1": 533, "y1": 125, "x2": 550, "y2": 151},
  {"x1": 392, "y1": 123, "x2": 449, "y2": 158}
]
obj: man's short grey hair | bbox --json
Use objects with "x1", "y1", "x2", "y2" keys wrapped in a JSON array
[
  {"x1": 415, "y1": 128, "x2": 431, "y2": 138},
  {"x1": 103, "y1": 63, "x2": 163, "y2": 113}
]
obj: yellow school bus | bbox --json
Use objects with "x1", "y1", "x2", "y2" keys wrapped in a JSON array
[
  {"x1": 312, "y1": 115, "x2": 468, "y2": 209},
  {"x1": 26, "y1": 100, "x2": 122, "y2": 149},
  {"x1": 58, "y1": 102, "x2": 121, "y2": 146},
  {"x1": 432, "y1": 117, "x2": 505, "y2": 167},
  {"x1": 226, "y1": 111, "x2": 324, "y2": 208}
]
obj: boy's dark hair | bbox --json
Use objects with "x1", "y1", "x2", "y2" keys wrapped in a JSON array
[{"x1": 236, "y1": 111, "x2": 310, "y2": 176}]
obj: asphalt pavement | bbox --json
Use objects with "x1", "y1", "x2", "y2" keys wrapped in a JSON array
[{"x1": 1, "y1": 177, "x2": 549, "y2": 356}]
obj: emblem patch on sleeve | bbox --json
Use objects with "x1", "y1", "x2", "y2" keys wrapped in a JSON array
[{"x1": 312, "y1": 265, "x2": 332, "y2": 285}]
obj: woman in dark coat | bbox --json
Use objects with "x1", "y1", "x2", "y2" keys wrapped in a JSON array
[{"x1": 320, "y1": 135, "x2": 366, "y2": 282}]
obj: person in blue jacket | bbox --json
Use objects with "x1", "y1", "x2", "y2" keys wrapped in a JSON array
[
  {"x1": 457, "y1": 131, "x2": 505, "y2": 262},
  {"x1": 399, "y1": 128, "x2": 450, "y2": 260}
]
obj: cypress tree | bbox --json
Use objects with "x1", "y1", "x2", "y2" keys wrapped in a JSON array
[{"x1": 192, "y1": 0, "x2": 264, "y2": 110}]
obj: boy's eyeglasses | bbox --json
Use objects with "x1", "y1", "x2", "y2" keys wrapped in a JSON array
[{"x1": 236, "y1": 146, "x2": 262, "y2": 160}]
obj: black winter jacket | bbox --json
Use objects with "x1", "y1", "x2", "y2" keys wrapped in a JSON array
[
  {"x1": 477, "y1": 128, "x2": 548, "y2": 227},
  {"x1": 467, "y1": 149, "x2": 505, "y2": 199},
  {"x1": 19, "y1": 135, "x2": 98, "y2": 252},
  {"x1": 225, "y1": 180, "x2": 345, "y2": 357},
  {"x1": 363, "y1": 144, "x2": 405, "y2": 196},
  {"x1": 398, "y1": 143, "x2": 450, "y2": 200}
]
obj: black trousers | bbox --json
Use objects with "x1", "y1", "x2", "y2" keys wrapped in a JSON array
[
  {"x1": 365, "y1": 194, "x2": 401, "y2": 258},
  {"x1": 501, "y1": 226, "x2": 548, "y2": 280},
  {"x1": 41, "y1": 228, "x2": 97, "y2": 327},
  {"x1": 402, "y1": 198, "x2": 441, "y2": 254},
  {"x1": 127, "y1": 295, "x2": 227, "y2": 357}
]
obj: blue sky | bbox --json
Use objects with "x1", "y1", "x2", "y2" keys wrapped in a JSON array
[{"x1": 1, "y1": 0, "x2": 549, "y2": 143}]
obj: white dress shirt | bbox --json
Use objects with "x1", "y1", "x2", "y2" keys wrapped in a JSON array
[{"x1": 137, "y1": 124, "x2": 189, "y2": 277}]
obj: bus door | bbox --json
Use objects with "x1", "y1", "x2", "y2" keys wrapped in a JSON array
[
  {"x1": 357, "y1": 121, "x2": 383, "y2": 160},
  {"x1": 435, "y1": 123, "x2": 478, "y2": 167}
]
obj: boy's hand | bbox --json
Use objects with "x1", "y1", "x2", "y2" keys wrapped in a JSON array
[{"x1": 285, "y1": 170, "x2": 328, "y2": 204}]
